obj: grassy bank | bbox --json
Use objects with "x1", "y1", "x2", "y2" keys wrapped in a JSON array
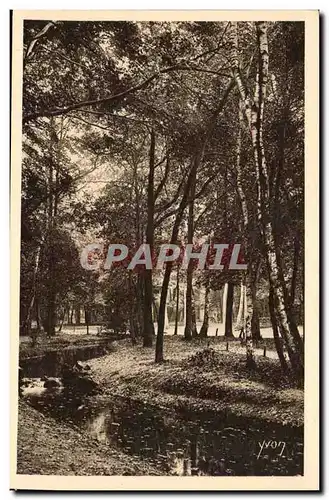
[
  {"x1": 17, "y1": 401, "x2": 163, "y2": 476},
  {"x1": 19, "y1": 333, "x2": 111, "y2": 359},
  {"x1": 87, "y1": 336, "x2": 303, "y2": 428}
]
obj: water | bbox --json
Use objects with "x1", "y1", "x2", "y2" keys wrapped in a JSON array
[{"x1": 23, "y1": 381, "x2": 303, "y2": 476}]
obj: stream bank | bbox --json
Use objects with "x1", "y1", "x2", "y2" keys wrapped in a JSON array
[
  {"x1": 17, "y1": 401, "x2": 163, "y2": 476},
  {"x1": 18, "y1": 336, "x2": 304, "y2": 476}
]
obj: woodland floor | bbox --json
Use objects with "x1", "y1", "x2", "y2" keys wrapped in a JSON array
[
  {"x1": 19, "y1": 333, "x2": 109, "y2": 359},
  {"x1": 87, "y1": 336, "x2": 304, "y2": 428}
]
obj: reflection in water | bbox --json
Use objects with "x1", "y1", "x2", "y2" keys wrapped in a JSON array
[
  {"x1": 87, "y1": 413, "x2": 109, "y2": 443},
  {"x1": 22, "y1": 379, "x2": 303, "y2": 476},
  {"x1": 21, "y1": 378, "x2": 63, "y2": 397}
]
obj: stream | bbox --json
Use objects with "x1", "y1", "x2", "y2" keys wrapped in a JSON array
[{"x1": 22, "y1": 378, "x2": 303, "y2": 476}]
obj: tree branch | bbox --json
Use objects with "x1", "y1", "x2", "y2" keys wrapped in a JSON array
[
  {"x1": 24, "y1": 21, "x2": 58, "y2": 64},
  {"x1": 154, "y1": 206, "x2": 178, "y2": 228},
  {"x1": 194, "y1": 200, "x2": 214, "y2": 229},
  {"x1": 23, "y1": 65, "x2": 181, "y2": 123},
  {"x1": 23, "y1": 64, "x2": 232, "y2": 124},
  {"x1": 154, "y1": 156, "x2": 170, "y2": 200},
  {"x1": 194, "y1": 172, "x2": 217, "y2": 200},
  {"x1": 154, "y1": 174, "x2": 186, "y2": 213}
]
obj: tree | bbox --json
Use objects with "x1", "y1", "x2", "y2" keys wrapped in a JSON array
[
  {"x1": 20, "y1": 20, "x2": 305, "y2": 383},
  {"x1": 224, "y1": 282, "x2": 234, "y2": 338},
  {"x1": 230, "y1": 21, "x2": 303, "y2": 379}
]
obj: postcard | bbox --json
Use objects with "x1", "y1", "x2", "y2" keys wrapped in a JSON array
[{"x1": 10, "y1": 9, "x2": 319, "y2": 491}]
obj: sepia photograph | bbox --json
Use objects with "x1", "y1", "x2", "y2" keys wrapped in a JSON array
[{"x1": 10, "y1": 10, "x2": 319, "y2": 491}]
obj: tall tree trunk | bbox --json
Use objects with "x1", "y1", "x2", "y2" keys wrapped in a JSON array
[
  {"x1": 184, "y1": 167, "x2": 197, "y2": 341},
  {"x1": 128, "y1": 273, "x2": 138, "y2": 342},
  {"x1": 57, "y1": 310, "x2": 65, "y2": 333},
  {"x1": 191, "y1": 289, "x2": 198, "y2": 338},
  {"x1": 256, "y1": 24, "x2": 302, "y2": 378},
  {"x1": 222, "y1": 283, "x2": 228, "y2": 326},
  {"x1": 143, "y1": 129, "x2": 156, "y2": 347},
  {"x1": 155, "y1": 80, "x2": 235, "y2": 362},
  {"x1": 173, "y1": 266, "x2": 180, "y2": 336},
  {"x1": 235, "y1": 100, "x2": 257, "y2": 363},
  {"x1": 244, "y1": 280, "x2": 256, "y2": 368},
  {"x1": 84, "y1": 307, "x2": 90, "y2": 335},
  {"x1": 156, "y1": 156, "x2": 199, "y2": 362},
  {"x1": 136, "y1": 273, "x2": 144, "y2": 338},
  {"x1": 251, "y1": 258, "x2": 262, "y2": 341},
  {"x1": 231, "y1": 21, "x2": 303, "y2": 379},
  {"x1": 155, "y1": 188, "x2": 190, "y2": 362},
  {"x1": 289, "y1": 233, "x2": 300, "y2": 308},
  {"x1": 224, "y1": 282, "x2": 234, "y2": 337},
  {"x1": 23, "y1": 245, "x2": 41, "y2": 336},
  {"x1": 133, "y1": 158, "x2": 143, "y2": 339},
  {"x1": 251, "y1": 304, "x2": 261, "y2": 341},
  {"x1": 269, "y1": 287, "x2": 289, "y2": 372},
  {"x1": 75, "y1": 306, "x2": 81, "y2": 325},
  {"x1": 46, "y1": 151, "x2": 56, "y2": 336},
  {"x1": 46, "y1": 264, "x2": 56, "y2": 335},
  {"x1": 35, "y1": 297, "x2": 42, "y2": 332},
  {"x1": 235, "y1": 282, "x2": 245, "y2": 330},
  {"x1": 271, "y1": 90, "x2": 302, "y2": 354},
  {"x1": 217, "y1": 289, "x2": 222, "y2": 323},
  {"x1": 46, "y1": 118, "x2": 67, "y2": 337},
  {"x1": 199, "y1": 279, "x2": 210, "y2": 338}
]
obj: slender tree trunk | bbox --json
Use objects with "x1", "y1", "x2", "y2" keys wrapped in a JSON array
[
  {"x1": 35, "y1": 298, "x2": 42, "y2": 332},
  {"x1": 222, "y1": 283, "x2": 228, "y2": 327},
  {"x1": 235, "y1": 100, "x2": 257, "y2": 364},
  {"x1": 184, "y1": 272, "x2": 193, "y2": 341},
  {"x1": 156, "y1": 157, "x2": 198, "y2": 362},
  {"x1": 143, "y1": 129, "x2": 156, "y2": 347},
  {"x1": 57, "y1": 310, "x2": 65, "y2": 333},
  {"x1": 156, "y1": 198, "x2": 188, "y2": 361},
  {"x1": 199, "y1": 279, "x2": 210, "y2": 338},
  {"x1": 251, "y1": 258, "x2": 262, "y2": 341},
  {"x1": 231, "y1": 21, "x2": 302, "y2": 378},
  {"x1": 191, "y1": 290, "x2": 199, "y2": 338},
  {"x1": 46, "y1": 267, "x2": 56, "y2": 335},
  {"x1": 271, "y1": 92, "x2": 302, "y2": 355},
  {"x1": 136, "y1": 274, "x2": 144, "y2": 337},
  {"x1": 128, "y1": 273, "x2": 138, "y2": 342},
  {"x1": 218, "y1": 289, "x2": 222, "y2": 323},
  {"x1": 46, "y1": 154, "x2": 56, "y2": 336},
  {"x1": 224, "y1": 282, "x2": 234, "y2": 337},
  {"x1": 23, "y1": 245, "x2": 41, "y2": 336},
  {"x1": 251, "y1": 305, "x2": 261, "y2": 341},
  {"x1": 174, "y1": 267, "x2": 180, "y2": 336},
  {"x1": 133, "y1": 159, "x2": 143, "y2": 339},
  {"x1": 84, "y1": 307, "x2": 90, "y2": 335},
  {"x1": 289, "y1": 234, "x2": 300, "y2": 308},
  {"x1": 65, "y1": 306, "x2": 69, "y2": 324},
  {"x1": 164, "y1": 299, "x2": 170, "y2": 330},
  {"x1": 184, "y1": 166, "x2": 197, "y2": 341},
  {"x1": 236, "y1": 282, "x2": 245, "y2": 330},
  {"x1": 155, "y1": 80, "x2": 235, "y2": 362},
  {"x1": 156, "y1": 264, "x2": 173, "y2": 362},
  {"x1": 269, "y1": 287, "x2": 289, "y2": 372},
  {"x1": 129, "y1": 316, "x2": 137, "y2": 345},
  {"x1": 75, "y1": 306, "x2": 81, "y2": 325},
  {"x1": 245, "y1": 280, "x2": 256, "y2": 368},
  {"x1": 46, "y1": 118, "x2": 65, "y2": 337}
]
